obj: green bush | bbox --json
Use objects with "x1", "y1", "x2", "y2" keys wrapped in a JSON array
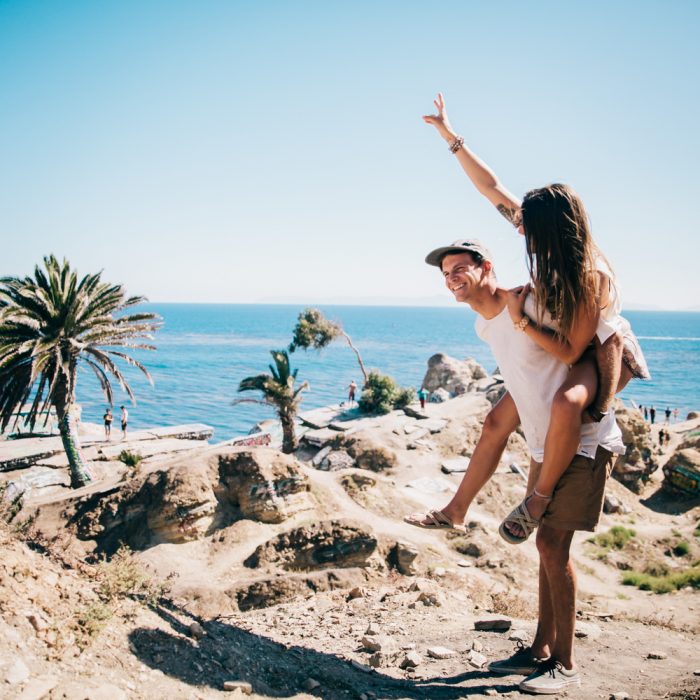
[
  {"x1": 358, "y1": 371, "x2": 415, "y2": 415},
  {"x1": 588, "y1": 525, "x2": 636, "y2": 550},
  {"x1": 622, "y1": 566, "x2": 700, "y2": 594},
  {"x1": 118, "y1": 450, "x2": 142, "y2": 468},
  {"x1": 673, "y1": 540, "x2": 690, "y2": 557}
]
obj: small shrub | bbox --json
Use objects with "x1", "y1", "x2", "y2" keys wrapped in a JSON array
[
  {"x1": 75, "y1": 602, "x2": 113, "y2": 647},
  {"x1": 96, "y1": 545, "x2": 170, "y2": 607},
  {"x1": 622, "y1": 566, "x2": 700, "y2": 594},
  {"x1": 119, "y1": 450, "x2": 142, "y2": 468},
  {"x1": 588, "y1": 525, "x2": 636, "y2": 550},
  {"x1": 644, "y1": 560, "x2": 670, "y2": 577},
  {"x1": 673, "y1": 540, "x2": 690, "y2": 557},
  {"x1": 358, "y1": 371, "x2": 415, "y2": 415},
  {"x1": 693, "y1": 528, "x2": 700, "y2": 538}
]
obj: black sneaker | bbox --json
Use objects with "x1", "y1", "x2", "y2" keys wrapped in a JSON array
[{"x1": 487, "y1": 642, "x2": 548, "y2": 676}]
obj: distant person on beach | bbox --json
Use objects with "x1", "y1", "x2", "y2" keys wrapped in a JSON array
[
  {"x1": 665, "y1": 407, "x2": 671, "y2": 424},
  {"x1": 418, "y1": 387, "x2": 429, "y2": 410},
  {"x1": 103, "y1": 408, "x2": 113, "y2": 440},
  {"x1": 120, "y1": 405, "x2": 129, "y2": 440},
  {"x1": 673, "y1": 407, "x2": 679, "y2": 422},
  {"x1": 348, "y1": 380, "x2": 357, "y2": 405},
  {"x1": 405, "y1": 93, "x2": 649, "y2": 694},
  {"x1": 650, "y1": 406, "x2": 656, "y2": 424},
  {"x1": 643, "y1": 406, "x2": 648, "y2": 421}
]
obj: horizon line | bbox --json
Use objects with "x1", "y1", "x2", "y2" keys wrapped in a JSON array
[{"x1": 142, "y1": 300, "x2": 696, "y2": 313}]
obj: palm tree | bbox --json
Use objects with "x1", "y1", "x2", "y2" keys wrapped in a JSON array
[
  {"x1": 234, "y1": 350, "x2": 308, "y2": 454},
  {"x1": 0, "y1": 255, "x2": 160, "y2": 488},
  {"x1": 289, "y1": 307, "x2": 368, "y2": 385}
]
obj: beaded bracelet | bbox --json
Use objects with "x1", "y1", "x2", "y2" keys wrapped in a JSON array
[
  {"x1": 513, "y1": 315, "x2": 530, "y2": 332},
  {"x1": 449, "y1": 136, "x2": 465, "y2": 154}
]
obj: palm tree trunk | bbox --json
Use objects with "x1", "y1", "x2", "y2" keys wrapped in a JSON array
[
  {"x1": 279, "y1": 411, "x2": 298, "y2": 454},
  {"x1": 55, "y1": 400, "x2": 92, "y2": 489},
  {"x1": 341, "y1": 331, "x2": 368, "y2": 385}
]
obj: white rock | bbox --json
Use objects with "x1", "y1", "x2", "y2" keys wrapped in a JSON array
[
  {"x1": 509, "y1": 629, "x2": 529, "y2": 642},
  {"x1": 5, "y1": 659, "x2": 30, "y2": 685},
  {"x1": 467, "y1": 650, "x2": 488, "y2": 668},
  {"x1": 400, "y1": 650, "x2": 422, "y2": 668},
  {"x1": 427, "y1": 646, "x2": 456, "y2": 660},
  {"x1": 223, "y1": 680, "x2": 252, "y2": 694}
]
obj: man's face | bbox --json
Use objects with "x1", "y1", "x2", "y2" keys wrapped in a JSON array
[{"x1": 441, "y1": 252, "x2": 487, "y2": 302}]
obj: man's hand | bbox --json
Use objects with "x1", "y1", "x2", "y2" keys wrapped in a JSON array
[
  {"x1": 422, "y1": 93, "x2": 457, "y2": 142},
  {"x1": 506, "y1": 283, "x2": 530, "y2": 322}
]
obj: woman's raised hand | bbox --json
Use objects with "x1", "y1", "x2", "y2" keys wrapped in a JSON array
[{"x1": 422, "y1": 93, "x2": 456, "y2": 140}]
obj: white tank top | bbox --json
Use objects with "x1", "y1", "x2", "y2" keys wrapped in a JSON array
[{"x1": 475, "y1": 301, "x2": 625, "y2": 463}]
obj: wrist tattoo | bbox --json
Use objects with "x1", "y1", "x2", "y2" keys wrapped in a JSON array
[{"x1": 497, "y1": 204, "x2": 522, "y2": 227}]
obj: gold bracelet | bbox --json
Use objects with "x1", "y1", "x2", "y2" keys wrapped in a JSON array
[{"x1": 513, "y1": 315, "x2": 530, "y2": 332}]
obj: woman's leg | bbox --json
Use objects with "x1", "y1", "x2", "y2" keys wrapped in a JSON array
[
  {"x1": 410, "y1": 391, "x2": 520, "y2": 527},
  {"x1": 590, "y1": 332, "x2": 624, "y2": 414}
]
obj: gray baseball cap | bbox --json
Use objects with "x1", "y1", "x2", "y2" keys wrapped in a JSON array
[{"x1": 425, "y1": 239, "x2": 493, "y2": 268}]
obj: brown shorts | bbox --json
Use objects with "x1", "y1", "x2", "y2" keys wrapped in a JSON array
[{"x1": 533, "y1": 446, "x2": 616, "y2": 532}]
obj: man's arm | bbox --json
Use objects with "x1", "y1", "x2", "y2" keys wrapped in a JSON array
[{"x1": 423, "y1": 93, "x2": 523, "y2": 231}]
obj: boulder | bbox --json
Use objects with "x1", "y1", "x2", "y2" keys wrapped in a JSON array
[
  {"x1": 421, "y1": 354, "x2": 488, "y2": 396},
  {"x1": 429, "y1": 388, "x2": 451, "y2": 403},
  {"x1": 613, "y1": 402, "x2": 659, "y2": 492},
  {"x1": 69, "y1": 447, "x2": 312, "y2": 551},
  {"x1": 687, "y1": 411, "x2": 699, "y2": 420},
  {"x1": 218, "y1": 448, "x2": 313, "y2": 524},
  {"x1": 662, "y1": 448, "x2": 700, "y2": 496},
  {"x1": 321, "y1": 450, "x2": 355, "y2": 471},
  {"x1": 387, "y1": 541, "x2": 419, "y2": 575},
  {"x1": 244, "y1": 519, "x2": 377, "y2": 571},
  {"x1": 334, "y1": 434, "x2": 398, "y2": 472}
]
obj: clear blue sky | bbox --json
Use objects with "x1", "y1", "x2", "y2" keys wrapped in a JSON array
[{"x1": 1, "y1": 0, "x2": 698, "y2": 309}]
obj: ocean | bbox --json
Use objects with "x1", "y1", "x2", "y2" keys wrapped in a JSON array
[{"x1": 76, "y1": 305, "x2": 700, "y2": 441}]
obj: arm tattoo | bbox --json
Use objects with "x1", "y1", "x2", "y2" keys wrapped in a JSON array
[{"x1": 497, "y1": 204, "x2": 522, "y2": 227}]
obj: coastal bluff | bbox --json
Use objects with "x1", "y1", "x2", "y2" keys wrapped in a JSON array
[{"x1": 0, "y1": 356, "x2": 698, "y2": 699}]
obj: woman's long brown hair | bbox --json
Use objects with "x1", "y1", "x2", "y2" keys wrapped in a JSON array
[{"x1": 521, "y1": 183, "x2": 599, "y2": 340}]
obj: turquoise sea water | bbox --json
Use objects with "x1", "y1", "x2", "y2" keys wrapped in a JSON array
[{"x1": 75, "y1": 305, "x2": 700, "y2": 441}]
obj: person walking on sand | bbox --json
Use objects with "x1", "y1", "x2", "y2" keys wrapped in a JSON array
[
  {"x1": 650, "y1": 406, "x2": 656, "y2": 424},
  {"x1": 643, "y1": 406, "x2": 648, "y2": 421},
  {"x1": 120, "y1": 405, "x2": 129, "y2": 440},
  {"x1": 418, "y1": 387, "x2": 429, "y2": 410},
  {"x1": 673, "y1": 407, "x2": 679, "y2": 423},
  {"x1": 665, "y1": 407, "x2": 671, "y2": 424},
  {"x1": 103, "y1": 407, "x2": 113, "y2": 441},
  {"x1": 348, "y1": 380, "x2": 357, "y2": 406}
]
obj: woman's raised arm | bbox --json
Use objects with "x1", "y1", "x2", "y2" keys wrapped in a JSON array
[{"x1": 423, "y1": 93, "x2": 523, "y2": 231}]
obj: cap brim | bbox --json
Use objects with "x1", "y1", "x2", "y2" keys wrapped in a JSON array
[{"x1": 425, "y1": 246, "x2": 471, "y2": 267}]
